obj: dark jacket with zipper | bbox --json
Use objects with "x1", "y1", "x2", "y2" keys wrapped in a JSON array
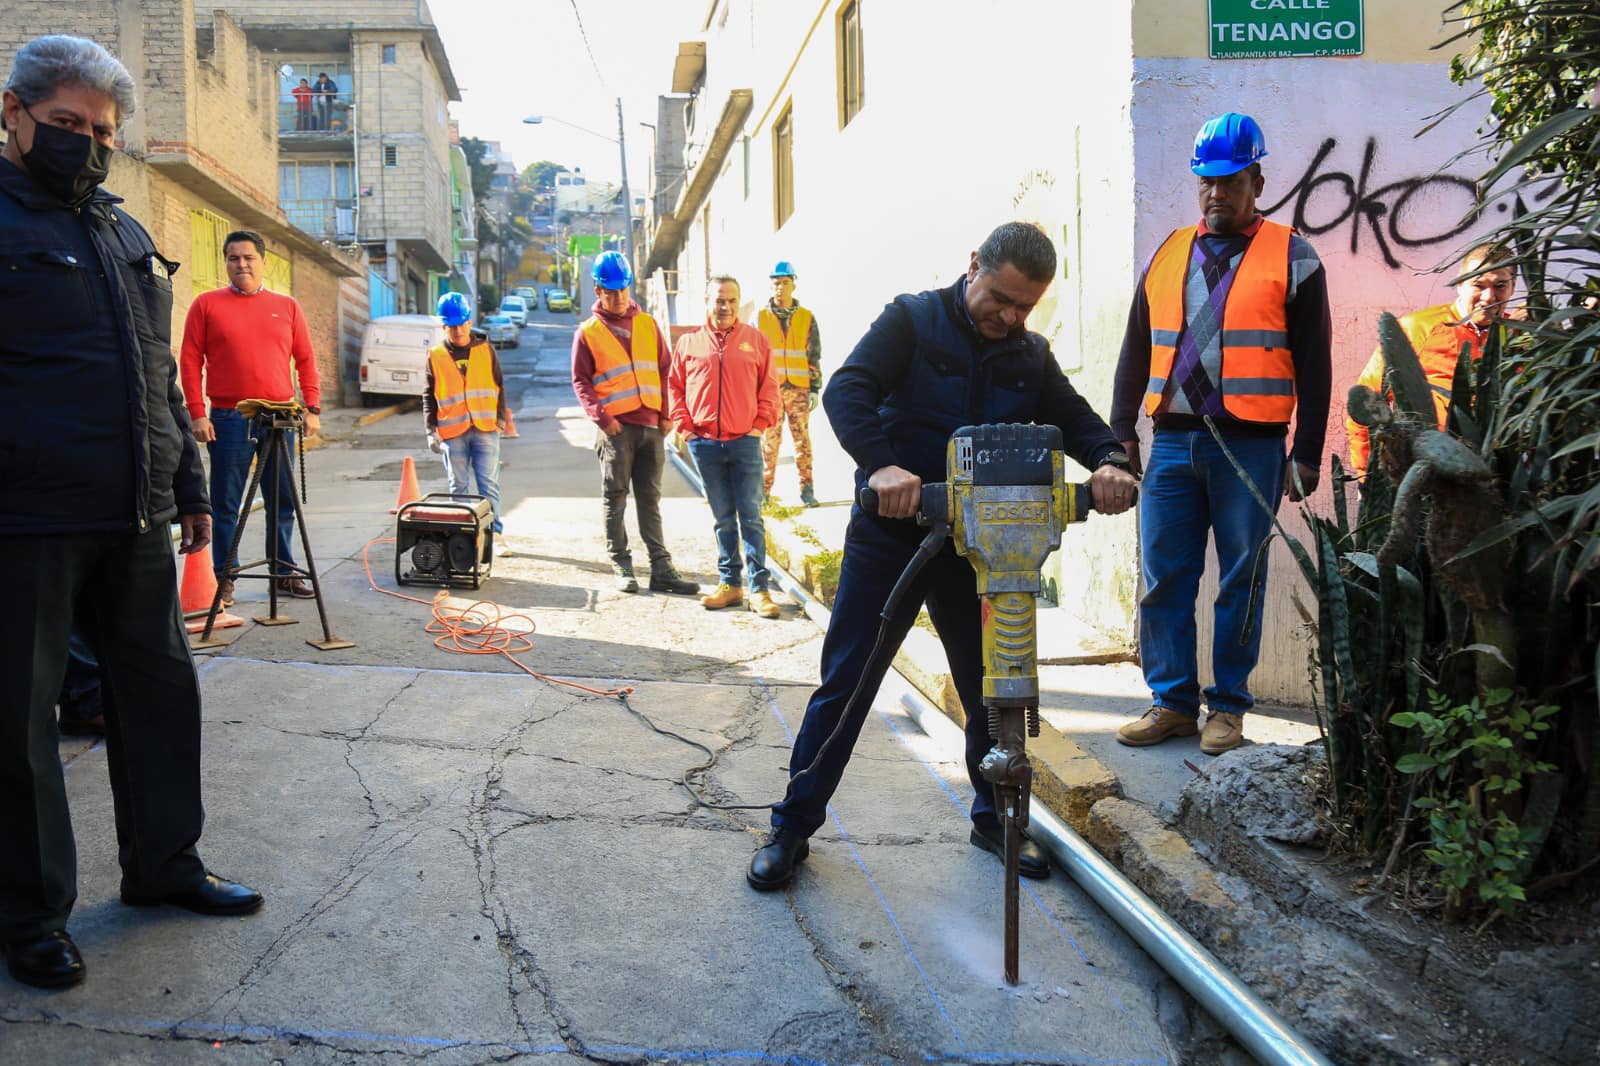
[
  {"x1": 0, "y1": 158, "x2": 207, "y2": 535},
  {"x1": 825, "y1": 278, "x2": 1121, "y2": 518}
]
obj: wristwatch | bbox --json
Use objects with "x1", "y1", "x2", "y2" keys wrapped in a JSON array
[
  {"x1": 1098, "y1": 449, "x2": 1132, "y2": 472},
  {"x1": 305, "y1": 405, "x2": 321, "y2": 415}
]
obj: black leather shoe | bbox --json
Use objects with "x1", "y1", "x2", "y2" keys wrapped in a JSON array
[
  {"x1": 747, "y1": 829, "x2": 810, "y2": 890},
  {"x1": 649, "y1": 570, "x2": 700, "y2": 595},
  {"x1": 57, "y1": 713, "x2": 106, "y2": 737},
  {"x1": 970, "y1": 822, "x2": 1051, "y2": 879},
  {"x1": 122, "y1": 873, "x2": 263, "y2": 916},
  {"x1": 4, "y1": 930, "x2": 85, "y2": 989}
]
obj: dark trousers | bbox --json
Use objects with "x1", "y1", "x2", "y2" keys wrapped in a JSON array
[
  {"x1": 596, "y1": 423, "x2": 670, "y2": 571},
  {"x1": 209, "y1": 407, "x2": 299, "y2": 581},
  {"x1": 772, "y1": 510, "x2": 998, "y2": 837},
  {"x1": 58, "y1": 631, "x2": 102, "y2": 721},
  {"x1": 0, "y1": 527, "x2": 206, "y2": 940}
]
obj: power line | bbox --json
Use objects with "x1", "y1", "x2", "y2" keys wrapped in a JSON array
[{"x1": 568, "y1": 0, "x2": 607, "y2": 88}]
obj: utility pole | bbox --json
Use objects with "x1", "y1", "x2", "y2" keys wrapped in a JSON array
[{"x1": 616, "y1": 97, "x2": 636, "y2": 275}]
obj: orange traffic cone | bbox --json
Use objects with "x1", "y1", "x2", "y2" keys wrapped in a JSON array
[
  {"x1": 179, "y1": 550, "x2": 244, "y2": 633},
  {"x1": 502, "y1": 409, "x2": 520, "y2": 439},
  {"x1": 390, "y1": 454, "x2": 423, "y2": 513}
]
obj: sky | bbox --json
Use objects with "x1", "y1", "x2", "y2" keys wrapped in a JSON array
[{"x1": 431, "y1": 0, "x2": 704, "y2": 190}]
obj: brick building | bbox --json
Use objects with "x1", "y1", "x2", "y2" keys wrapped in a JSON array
[{"x1": 0, "y1": 2, "x2": 361, "y2": 403}]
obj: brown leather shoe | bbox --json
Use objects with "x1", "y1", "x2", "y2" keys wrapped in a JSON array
[
  {"x1": 217, "y1": 578, "x2": 235, "y2": 606},
  {"x1": 1200, "y1": 711, "x2": 1245, "y2": 755},
  {"x1": 700, "y1": 583, "x2": 743, "y2": 610},
  {"x1": 275, "y1": 577, "x2": 315, "y2": 599},
  {"x1": 1116, "y1": 707, "x2": 1199, "y2": 747}
]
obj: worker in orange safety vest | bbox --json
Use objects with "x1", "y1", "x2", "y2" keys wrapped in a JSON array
[
  {"x1": 1346, "y1": 243, "x2": 1519, "y2": 478},
  {"x1": 425, "y1": 291, "x2": 507, "y2": 533},
  {"x1": 755, "y1": 261, "x2": 822, "y2": 507}
]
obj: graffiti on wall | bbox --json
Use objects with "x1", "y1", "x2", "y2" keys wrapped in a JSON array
[{"x1": 1261, "y1": 136, "x2": 1479, "y2": 269}]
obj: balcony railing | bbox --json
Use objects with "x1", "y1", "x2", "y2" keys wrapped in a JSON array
[
  {"x1": 278, "y1": 94, "x2": 351, "y2": 137},
  {"x1": 283, "y1": 198, "x2": 356, "y2": 242}
]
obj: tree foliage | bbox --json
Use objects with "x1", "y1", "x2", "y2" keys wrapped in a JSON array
[{"x1": 1261, "y1": 1, "x2": 1600, "y2": 920}]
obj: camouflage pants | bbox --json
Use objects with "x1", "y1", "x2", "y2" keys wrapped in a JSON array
[{"x1": 762, "y1": 386, "x2": 814, "y2": 493}]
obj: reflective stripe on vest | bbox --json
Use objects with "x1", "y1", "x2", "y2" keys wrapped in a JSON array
[
  {"x1": 1143, "y1": 220, "x2": 1296, "y2": 424},
  {"x1": 757, "y1": 306, "x2": 812, "y2": 388},
  {"x1": 582, "y1": 313, "x2": 662, "y2": 415},
  {"x1": 429, "y1": 342, "x2": 499, "y2": 440}
]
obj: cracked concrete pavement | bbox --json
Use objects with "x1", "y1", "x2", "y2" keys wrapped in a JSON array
[{"x1": 3, "y1": 310, "x2": 1189, "y2": 1064}]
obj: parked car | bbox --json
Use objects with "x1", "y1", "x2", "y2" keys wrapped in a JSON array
[
  {"x1": 482, "y1": 313, "x2": 518, "y2": 348},
  {"x1": 515, "y1": 286, "x2": 537, "y2": 305},
  {"x1": 358, "y1": 314, "x2": 440, "y2": 400},
  {"x1": 499, "y1": 295, "x2": 528, "y2": 327},
  {"x1": 546, "y1": 289, "x2": 572, "y2": 313}
]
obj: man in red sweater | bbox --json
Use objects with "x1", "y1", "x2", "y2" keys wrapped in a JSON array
[
  {"x1": 669, "y1": 275, "x2": 781, "y2": 618},
  {"x1": 180, "y1": 230, "x2": 321, "y2": 604}
]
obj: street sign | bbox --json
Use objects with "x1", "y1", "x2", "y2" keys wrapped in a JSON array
[{"x1": 1209, "y1": 0, "x2": 1363, "y2": 59}]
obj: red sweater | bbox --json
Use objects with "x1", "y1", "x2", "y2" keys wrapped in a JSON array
[
  {"x1": 668, "y1": 322, "x2": 778, "y2": 441},
  {"x1": 180, "y1": 287, "x2": 321, "y2": 420}
]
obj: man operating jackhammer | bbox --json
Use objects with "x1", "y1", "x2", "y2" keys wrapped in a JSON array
[{"x1": 746, "y1": 222, "x2": 1139, "y2": 890}]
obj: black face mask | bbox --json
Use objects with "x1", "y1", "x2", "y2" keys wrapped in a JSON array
[{"x1": 19, "y1": 105, "x2": 112, "y2": 207}]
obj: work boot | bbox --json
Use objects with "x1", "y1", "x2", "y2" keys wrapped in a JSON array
[
  {"x1": 217, "y1": 578, "x2": 235, "y2": 607},
  {"x1": 749, "y1": 589, "x2": 781, "y2": 619},
  {"x1": 969, "y1": 821, "x2": 1050, "y2": 879},
  {"x1": 746, "y1": 827, "x2": 809, "y2": 890},
  {"x1": 648, "y1": 567, "x2": 698, "y2": 595},
  {"x1": 1116, "y1": 707, "x2": 1199, "y2": 747},
  {"x1": 1200, "y1": 710, "x2": 1245, "y2": 756},
  {"x1": 799, "y1": 483, "x2": 819, "y2": 508},
  {"x1": 613, "y1": 563, "x2": 638, "y2": 593},
  {"x1": 275, "y1": 577, "x2": 315, "y2": 599},
  {"x1": 701, "y1": 583, "x2": 743, "y2": 610}
]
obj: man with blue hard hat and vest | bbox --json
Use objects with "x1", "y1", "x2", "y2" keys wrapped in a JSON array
[
  {"x1": 424, "y1": 292, "x2": 507, "y2": 533},
  {"x1": 1109, "y1": 112, "x2": 1332, "y2": 756},
  {"x1": 570, "y1": 251, "x2": 698, "y2": 595},
  {"x1": 756, "y1": 261, "x2": 823, "y2": 507}
]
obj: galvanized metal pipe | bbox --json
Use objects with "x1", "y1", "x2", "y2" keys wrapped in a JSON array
[{"x1": 665, "y1": 452, "x2": 1330, "y2": 1064}]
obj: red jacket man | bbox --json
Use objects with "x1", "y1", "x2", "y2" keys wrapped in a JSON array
[{"x1": 669, "y1": 275, "x2": 781, "y2": 618}]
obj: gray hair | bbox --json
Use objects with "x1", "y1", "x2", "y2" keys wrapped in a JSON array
[
  {"x1": 976, "y1": 221, "x2": 1057, "y2": 284},
  {"x1": 5, "y1": 35, "x2": 138, "y2": 123},
  {"x1": 707, "y1": 274, "x2": 741, "y2": 296}
]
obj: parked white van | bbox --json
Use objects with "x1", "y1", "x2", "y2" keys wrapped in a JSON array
[{"x1": 359, "y1": 314, "x2": 440, "y2": 399}]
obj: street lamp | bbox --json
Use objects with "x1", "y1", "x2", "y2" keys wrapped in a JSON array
[{"x1": 524, "y1": 99, "x2": 636, "y2": 279}]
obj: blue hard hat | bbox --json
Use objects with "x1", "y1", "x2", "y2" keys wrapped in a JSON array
[
  {"x1": 1190, "y1": 113, "x2": 1268, "y2": 177},
  {"x1": 592, "y1": 250, "x2": 633, "y2": 290},
  {"x1": 770, "y1": 260, "x2": 796, "y2": 278},
  {"x1": 437, "y1": 291, "x2": 472, "y2": 326}
]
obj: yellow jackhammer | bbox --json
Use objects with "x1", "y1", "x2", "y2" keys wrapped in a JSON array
[{"x1": 863, "y1": 423, "x2": 1112, "y2": 985}]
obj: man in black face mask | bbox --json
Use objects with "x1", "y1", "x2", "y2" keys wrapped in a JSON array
[{"x1": 0, "y1": 34, "x2": 263, "y2": 992}]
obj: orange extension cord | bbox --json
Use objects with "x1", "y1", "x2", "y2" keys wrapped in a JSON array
[{"x1": 360, "y1": 535, "x2": 633, "y2": 700}]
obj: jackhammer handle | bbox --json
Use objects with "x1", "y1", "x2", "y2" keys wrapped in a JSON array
[{"x1": 861, "y1": 482, "x2": 1133, "y2": 519}]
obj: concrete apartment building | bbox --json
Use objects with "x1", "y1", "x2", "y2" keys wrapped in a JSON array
[
  {"x1": 0, "y1": 1, "x2": 361, "y2": 397},
  {"x1": 197, "y1": 1, "x2": 462, "y2": 325},
  {"x1": 641, "y1": 0, "x2": 1488, "y2": 706}
]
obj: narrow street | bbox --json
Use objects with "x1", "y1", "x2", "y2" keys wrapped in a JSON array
[{"x1": 4, "y1": 305, "x2": 1190, "y2": 1064}]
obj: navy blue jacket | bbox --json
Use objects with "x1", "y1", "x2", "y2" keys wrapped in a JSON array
[
  {"x1": 0, "y1": 159, "x2": 207, "y2": 535},
  {"x1": 825, "y1": 279, "x2": 1121, "y2": 493}
]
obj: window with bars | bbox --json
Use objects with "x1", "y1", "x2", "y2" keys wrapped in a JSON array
[
  {"x1": 383, "y1": 144, "x2": 398, "y2": 168},
  {"x1": 264, "y1": 251, "x2": 293, "y2": 294},
  {"x1": 189, "y1": 208, "x2": 230, "y2": 296},
  {"x1": 772, "y1": 103, "x2": 794, "y2": 230},
  {"x1": 837, "y1": 1, "x2": 864, "y2": 128}
]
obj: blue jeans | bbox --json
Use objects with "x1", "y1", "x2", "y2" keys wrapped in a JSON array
[
  {"x1": 687, "y1": 435, "x2": 769, "y2": 591},
  {"x1": 773, "y1": 510, "x2": 999, "y2": 836},
  {"x1": 440, "y1": 429, "x2": 503, "y2": 532},
  {"x1": 208, "y1": 407, "x2": 298, "y2": 579},
  {"x1": 1138, "y1": 428, "x2": 1286, "y2": 718}
]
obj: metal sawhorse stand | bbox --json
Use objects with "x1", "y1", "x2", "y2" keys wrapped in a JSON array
[{"x1": 192, "y1": 399, "x2": 355, "y2": 652}]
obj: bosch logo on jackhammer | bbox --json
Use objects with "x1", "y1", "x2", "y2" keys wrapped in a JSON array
[{"x1": 978, "y1": 501, "x2": 1047, "y2": 522}]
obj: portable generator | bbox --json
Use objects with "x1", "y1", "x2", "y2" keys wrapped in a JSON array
[{"x1": 395, "y1": 493, "x2": 494, "y2": 589}]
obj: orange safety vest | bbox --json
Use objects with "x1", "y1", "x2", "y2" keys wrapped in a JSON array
[
  {"x1": 756, "y1": 305, "x2": 813, "y2": 388},
  {"x1": 581, "y1": 313, "x2": 662, "y2": 416},
  {"x1": 429, "y1": 341, "x2": 499, "y2": 440},
  {"x1": 1144, "y1": 219, "x2": 1296, "y2": 424}
]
